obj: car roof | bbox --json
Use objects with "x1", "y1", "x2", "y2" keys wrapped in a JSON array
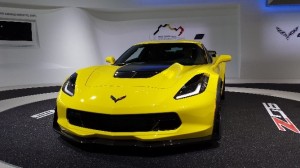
[{"x1": 135, "y1": 40, "x2": 203, "y2": 45}]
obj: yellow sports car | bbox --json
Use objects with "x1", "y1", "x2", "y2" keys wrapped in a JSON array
[{"x1": 53, "y1": 40, "x2": 231, "y2": 147}]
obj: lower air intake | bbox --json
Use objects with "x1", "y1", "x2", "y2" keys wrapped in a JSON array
[{"x1": 67, "y1": 109, "x2": 181, "y2": 132}]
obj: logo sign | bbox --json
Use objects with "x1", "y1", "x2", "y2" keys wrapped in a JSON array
[
  {"x1": 111, "y1": 95, "x2": 126, "y2": 103},
  {"x1": 153, "y1": 24, "x2": 185, "y2": 40},
  {"x1": 276, "y1": 26, "x2": 299, "y2": 40},
  {"x1": 263, "y1": 103, "x2": 300, "y2": 134},
  {"x1": 31, "y1": 109, "x2": 55, "y2": 119}
]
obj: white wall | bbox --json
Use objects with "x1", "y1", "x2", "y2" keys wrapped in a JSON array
[
  {"x1": 92, "y1": 6, "x2": 240, "y2": 79},
  {"x1": 1, "y1": 0, "x2": 300, "y2": 87},
  {"x1": 238, "y1": 0, "x2": 300, "y2": 83},
  {"x1": 0, "y1": 7, "x2": 101, "y2": 87}
]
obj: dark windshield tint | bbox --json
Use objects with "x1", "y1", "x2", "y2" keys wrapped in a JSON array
[{"x1": 115, "y1": 43, "x2": 207, "y2": 66}]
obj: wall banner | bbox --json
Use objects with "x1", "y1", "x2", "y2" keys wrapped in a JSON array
[{"x1": 152, "y1": 24, "x2": 185, "y2": 40}]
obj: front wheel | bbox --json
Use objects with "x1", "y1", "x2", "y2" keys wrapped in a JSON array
[
  {"x1": 212, "y1": 108, "x2": 221, "y2": 141},
  {"x1": 212, "y1": 83, "x2": 222, "y2": 141},
  {"x1": 221, "y1": 76, "x2": 225, "y2": 100}
]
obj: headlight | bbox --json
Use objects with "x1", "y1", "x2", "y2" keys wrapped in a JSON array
[
  {"x1": 62, "y1": 73, "x2": 77, "y2": 96},
  {"x1": 174, "y1": 74, "x2": 209, "y2": 99}
]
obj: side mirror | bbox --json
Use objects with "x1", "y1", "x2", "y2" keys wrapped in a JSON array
[
  {"x1": 212, "y1": 54, "x2": 232, "y2": 68},
  {"x1": 208, "y1": 50, "x2": 217, "y2": 57},
  {"x1": 105, "y1": 56, "x2": 115, "y2": 65}
]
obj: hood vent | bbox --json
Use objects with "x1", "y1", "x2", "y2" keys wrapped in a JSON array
[
  {"x1": 114, "y1": 71, "x2": 159, "y2": 78},
  {"x1": 114, "y1": 64, "x2": 169, "y2": 78}
]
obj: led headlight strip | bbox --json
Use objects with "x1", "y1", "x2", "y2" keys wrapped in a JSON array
[
  {"x1": 175, "y1": 74, "x2": 209, "y2": 99},
  {"x1": 62, "y1": 73, "x2": 77, "y2": 96}
]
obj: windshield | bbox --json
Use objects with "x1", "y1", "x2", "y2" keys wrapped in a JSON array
[{"x1": 114, "y1": 43, "x2": 207, "y2": 66}]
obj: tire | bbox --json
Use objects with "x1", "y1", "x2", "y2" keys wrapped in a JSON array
[
  {"x1": 221, "y1": 76, "x2": 225, "y2": 100},
  {"x1": 53, "y1": 107, "x2": 60, "y2": 130},
  {"x1": 212, "y1": 82, "x2": 222, "y2": 141},
  {"x1": 212, "y1": 107, "x2": 221, "y2": 141}
]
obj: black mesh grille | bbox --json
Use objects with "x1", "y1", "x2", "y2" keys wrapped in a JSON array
[{"x1": 67, "y1": 109, "x2": 181, "y2": 132}]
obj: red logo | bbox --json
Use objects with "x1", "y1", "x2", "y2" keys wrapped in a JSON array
[{"x1": 263, "y1": 103, "x2": 300, "y2": 134}]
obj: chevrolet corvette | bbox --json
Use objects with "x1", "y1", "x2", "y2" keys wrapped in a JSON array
[{"x1": 53, "y1": 40, "x2": 231, "y2": 147}]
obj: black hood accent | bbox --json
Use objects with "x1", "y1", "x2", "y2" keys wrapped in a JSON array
[{"x1": 114, "y1": 64, "x2": 170, "y2": 78}]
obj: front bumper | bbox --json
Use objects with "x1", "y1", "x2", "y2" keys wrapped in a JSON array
[
  {"x1": 54, "y1": 84, "x2": 218, "y2": 147},
  {"x1": 54, "y1": 101, "x2": 216, "y2": 147},
  {"x1": 53, "y1": 116, "x2": 213, "y2": 147}
]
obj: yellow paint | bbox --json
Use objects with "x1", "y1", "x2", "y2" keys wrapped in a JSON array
[{"x1": 56, "y1": 40, "x2": 231, "y2": 141}]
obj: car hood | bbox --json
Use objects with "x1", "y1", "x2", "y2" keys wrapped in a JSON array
[{"x1": 85, "y1": 63, "x2": 198, "y2": 89}]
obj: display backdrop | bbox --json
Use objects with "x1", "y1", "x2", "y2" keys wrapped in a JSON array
[
  {"x1": 0, "y1": 0, "x2": 300, "y2": 87},
  {"x1": 0, "y1": 8, "x2": 101, "y2": 87},
  {"x1": 93, "y1": 6, "x2": 239, "y2": 78}
]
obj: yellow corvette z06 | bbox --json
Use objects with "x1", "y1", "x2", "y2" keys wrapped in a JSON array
[{"x1": 53, "y1": 40, "x2": 231, "y2": 147}]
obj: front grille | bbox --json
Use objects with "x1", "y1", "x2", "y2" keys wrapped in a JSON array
[{"x1": 67, "y1": 109, "x2": 181, "y2": 132}]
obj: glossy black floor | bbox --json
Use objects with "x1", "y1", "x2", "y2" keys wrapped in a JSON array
[{"x1": 0, "y1": 88, "x2": 300, "y2": 167}]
